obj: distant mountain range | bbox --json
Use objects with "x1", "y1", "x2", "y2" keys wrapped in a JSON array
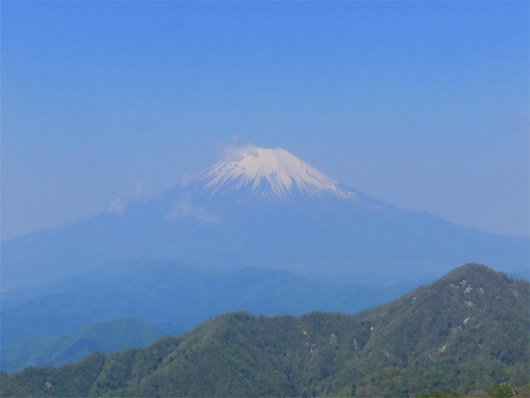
[
  {"x1": 2, "y1": 147, "x2": 528, "y2": 289},
  {"x1": 2, "y1": 147, "x2": 528, "y2": 393},
  {"x1": 1, "y1": 318, "x2": 165, "y2": 374},
  {"x1": 1, "y1": 259, "x2": 423, "y2": 347},
  {"x1": 2, "y1": 264, "x2": 528, "y2": 397}
]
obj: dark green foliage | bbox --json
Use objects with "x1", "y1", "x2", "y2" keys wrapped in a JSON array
[
  {"x1": 418, "y1": 384, "x2": 530, "y2": 398},
  {"x1": 1, "y1": 264, "x2": 528, "y2": 397},
  {"x1": 488, "y1": 384, "x2": 530, "y2": 398}
]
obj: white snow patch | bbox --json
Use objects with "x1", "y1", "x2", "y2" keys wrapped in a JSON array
[
  {"x1": 108, "y1": 197, "x2": 124, "y2": 214},
  {"x1": 166, "y1": 197, "x2": 219, "y2": 223},
  {"x1": 202, "y1": 147, "x2": 358, "y2": 199}
]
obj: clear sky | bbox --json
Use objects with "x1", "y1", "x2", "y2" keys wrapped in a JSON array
[{"x1": 1, "y1": 1, "x2": 528, "y2": 240}]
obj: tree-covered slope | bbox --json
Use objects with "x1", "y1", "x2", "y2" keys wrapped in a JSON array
[
  {"x1": 0, "y1": 318, "x2": 165, "y2": 374},
  {"x1": 1, "y1": 260, "x2": 420, "y2": 344},
  {"x1": 2, "y1": 264, "x2": 528, "y2": 397}
]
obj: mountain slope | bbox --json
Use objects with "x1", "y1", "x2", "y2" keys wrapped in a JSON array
[
  {"x1": 202, "y1": 147, "x2": 357, "y2": 199},
  {"x1": 1, "y1": 260, "x2": 418, "y2": 345},
  {"x1": 2, "y1": 264, "x2": 528, "y2": 397},
  {"x1": 2, "y1": 147, "x2": 528, "y2": 290},
  {"x1": 0, "y1": 318, "x2": 165, "y2": 374}
]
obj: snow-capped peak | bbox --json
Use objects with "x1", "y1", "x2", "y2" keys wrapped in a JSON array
[{"x1": 201, "y1": 147, "x2": 358, "y2": 199}]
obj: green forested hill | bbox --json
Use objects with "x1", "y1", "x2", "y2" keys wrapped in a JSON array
[
  {"x1": 2, "y1": 264, "x2": 528, "y2": 397},
  {"x1": 0, "y1": 318, "x2": 165, "y2": 374},
  {"x1": 1, "y1": 260, "x2": 426, "y2": 344}
]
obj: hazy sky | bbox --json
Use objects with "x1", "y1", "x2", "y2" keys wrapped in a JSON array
[{"x1": 2, "y1": 1, "x2": 528, "y2": 240}]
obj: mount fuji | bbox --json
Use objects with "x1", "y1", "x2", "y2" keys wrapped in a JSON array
[
  {"x1": 201, "y1": 147, "x2": 357, "y2": 199},
  {"x1": 2, "y1": 147, "x2": 528, "y2": 289}
]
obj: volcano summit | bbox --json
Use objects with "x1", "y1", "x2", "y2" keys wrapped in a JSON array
[
  {"x1": 201, "y1": 147, "x2": 357, "y2": 199},
  {"x1": 2, "y1": 147, "x2": 528, "y2": 289}
]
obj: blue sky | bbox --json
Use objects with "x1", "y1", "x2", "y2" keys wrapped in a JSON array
[{"x1": 2, "y1": 1, "x2": 528, "y2": 239}]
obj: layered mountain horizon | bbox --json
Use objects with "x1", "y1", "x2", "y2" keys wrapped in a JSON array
[
  {"x1": 2, "y1": 147, "x2": 528, "y2": 289},
  {"x1": 2, "y1": 263, "x2": 528, "y2": 397}
]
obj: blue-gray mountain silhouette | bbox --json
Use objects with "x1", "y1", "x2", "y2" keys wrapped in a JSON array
[{"x1": 2, "y1": 147, "x2": 528, "y2": 289}]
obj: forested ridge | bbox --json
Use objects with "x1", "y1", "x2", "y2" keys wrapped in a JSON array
[
  {"x1": 2, "y1": 264, "x2": 528, "y2": 397},
  {"x1": 0, "y1": 318, "x2": 165, "y2": 374}
]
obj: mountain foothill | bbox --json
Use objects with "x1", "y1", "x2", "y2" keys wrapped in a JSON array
[
  {"x1": 1, "y1": 147, "x2": 528, "y2": 396},
  {"x1": 1, "y1": 264, "x2": 528, "y2": 397}
]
